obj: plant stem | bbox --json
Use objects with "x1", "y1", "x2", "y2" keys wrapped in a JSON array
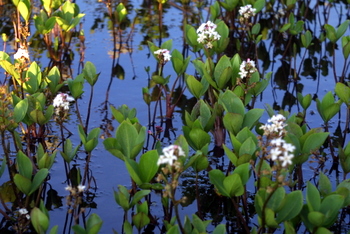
[{"x1": 231, "y1": 197, "x2": 250, "y2": 233}]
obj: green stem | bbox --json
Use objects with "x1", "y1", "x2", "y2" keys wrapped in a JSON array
[{"x1": 257, "y1": 183, "x2": 279, "y2": 234}]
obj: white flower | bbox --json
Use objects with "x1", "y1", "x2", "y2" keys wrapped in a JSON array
[
  {"x1": 157, "y1": 145, "x2": 185, "y2": 166},
  {"x1": 196, "y1": 21, "x2": 221, "y2": 48},
  {"x1": 154, "y1": 49, "x2": 172, "y2": 63},
  {"x1": 26, "y1": 214, "x2": 30, "y2": 220},
  {"x1": 18, "y1": 208, "x2": 28, "y2": 215},
  {"x1": 270, "y1": 147, "x2": 282, "y2": 161},
  {"x1": 197, "y1": 21, "x2": 217, "y2": 33},
  {"x1": 260, "y1": 114, "x2": 287, "y2": 136},
  {"x1": 65, "y1": 185, "x2": 73, "y2": 192},
  {"x1": 239, "y1": 5, "x2": 256, "y2": 19},
  {"x1": 14, "y1": 47, "x2": 29, "y2": 60},
  {"x1": 283, "y1": 142, "x2": 296, "y2": 153},
  {"x1": 268, "y1": 114, "x2": 286, "y2": 123},
  {"x1": 271, "y1": 137, "x2": 284, "y2": 147},
  {"x1": 268, "y1": 137, "x2": 295, "y2": 167},
  {"x1": 53, "y1": 93, "x2": 75, "y2": 114},
  {"x1": 279, "y1": 151, "x2": 294, "y2": 167},
  {"x1": 77, "y1": 185, "x2": 85, "y2": 193},
  {"x1": 239, "y1": 58, "x2": 257, "y2": 79}
]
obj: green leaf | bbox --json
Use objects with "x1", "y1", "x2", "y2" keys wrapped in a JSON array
[
  {"x1": 44, "y1": 17, "x2": 57, "y2": 33},
  {"x1": 223, "y1": 112, "x2": 243, "y2": 135},
  {"x1": 17, "y1": 151, "x2": 33, "y2": 179},
  {"x1": 223, "y1": 173, "x2": 244, "y2": 197},
  {"x1": 214, "y1": 55, "x2": 232, "y2": 89},
  {"x1": 31, "y1": 207, "x2": 49, "y2": 233},
  {"x1": 224, "y1": 145, "x2": 238, "y2": 167},
  {"x1": 189, "y1": 128, "x2": 211, "y2": 151},
  {"x1": 124, "y1": 157, "x2": 142, "y2": 185},
  {"x1": 306, "y1": 182, "x2": 320, "y2": 212},
  {"x1": 114, "y1": 185, "x2": 130, "y2": 211},
  {"x1": 192, "y1": 214, "x2": 206, "y2": 232},
  {"x1": 302, "y1": 132, "x2": 329, "y2": 155},
  {"x1": 243, "y1": 109, "x2": 264, "y2": 129},
  {"x1": 71, "y1": 225, "x2": 86, "y2": 234},
  {"x1": 139, "y1": 150, "x2": 158, "y2": 183},
  {"x1": 132, "y1": 212, "x2": 150, "y2": 231},
  {"x1": 266, "y1": 187, "x2": 285, "y2": 212},
  {"x1": 335, "y1": 82, "x2": 350, "y2": 106},
  {"x1": 192, "y1": 154, "x2": 209, "y2": 172},
  {"x1": 83, "y1": 61, "x2": 99, "y2": 86},
  {"x1": 86, "y1": 213, "x2": 103, "y2": 234},
  {"x1": 123, "y1": 220, "x2": 133, "y2": 234},
  {"x1": 218, "y1": 90, "x2": 245, "y2": 115},
  {"x1": 315, "y1": 227, "x2": 332, "y2": 234},
  {"x1": 239, "y1": 137, "x2": 256, "y2": 157},
  {"x1": 264, "y1": 208, "x2": 279, "y2": 228},
  {"x1": 308, "y1": 211, "x2": 325, "y2": 227},
  {"x1": 116, "y1": 3, "x2": 127, "y2": 23},
  {"x1": 297, "y1": 93, "x2": 312, "y2": 110},
  {"x1": 279, "y1": 23, "x2": 291, "y2": 32},
  {"x1": 152, "y1": 75, "x2": 167, "y2": 85},
  {"x1": 14, "y1": 174, "x2": 31, "y2": 195},
  {"x1": 130, "y1": 190, "x2": 151, "y2": 207},
  {"x1": 49, "y1": 225, "x2": 59, "y2": 234},
  {"x1": 276, "y1": 190, "x2": 303, "y2": 222},
  {"x1": 319, "y1": 172, "x2": 332, "y2": 196},
  {"x1": 78, "y1": 124, "x2": 87, "y2": 144},
  {"x1": 67, "y1": 76, "x2": 84, "y2": 99},
  {"x1": 185, "y1": 25, "x2": 199, "y2": 48},
  {"x1": 213, "y1": 224, "x2": 226, "y2": 234},
  {"x1": 116, "y1": 121, "x2": 138, "y2": 159},
  {"x1": 30, "y1": 169, "x2": 48, "y2": 195},
  {"x1": 301, "y1": 30, "x2": 312, "y2": 48},
  {"x1": 18, "y1": 1, "x2": 30, "y2": 22},
  {"x1": 324, "y1": 24, "x2": 337, "y2": 43},
  {"x1": 232, "y1": 163, "x2": 250, "y2": 185},
  {"x1": 209, "y1": 170, "x2": 230, "y2": 197},
  {"x1": 185, "y1": 75, "x2": 203, "y2": 99},
  {"x1": 14, "y1": 98, "x2": 28, "y2": 123},
  {"x1": 336, "y1": 20, "x2": 350, "y2": 40},
  {"x1": 319, "y1": 194, "x2": 344, "y2": 227},
  {"x1": 253, "y1": 0, "x2": 265, "y2": 12},
  {"x1": 25, "y1": 61, "x2": 42, "y2": 94},
  {"x1": 161, "y1": 39, "x2": 173, "y2": 51}
]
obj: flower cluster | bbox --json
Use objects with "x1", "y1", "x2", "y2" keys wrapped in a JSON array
[
  {"x1": 238, "y1": 58, "x2": 257, "y2": 79},
  {"x1": 154, "y1": 49, "x2": 172, "y2": 64},
  {"x1": 18, "y1": 208, "x2": 30, "y2": 220},
  {"x1": 157, "y1": 145, "x2": 185, "y2": 166},
  {"x1": 197, "y1": 21, "x2": 221, "y2": 49},
  {"x1": 259, "y1": 114, "x2": 287, "y2": 136},
  {"x1": 65, "y1": 184, "x2": 85, "y2": 195},
  {"x1": 239, "y1": 5, "x2": 256, "y2": 19},
  {"x1": 260, "y1": 114, "x2": 295, "y2": 167},
  {"x1": 269, "y1": 138, "x2": 295, "y2": 167},
  {"x1": 53, "y1": 93, "x2": 75, "y2": 115},
  {"x1": 14, "y1": 47, "x2": 30, "y2": 61}
]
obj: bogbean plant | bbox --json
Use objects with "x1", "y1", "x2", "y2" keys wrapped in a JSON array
[
  {"x1": 108, "y1": 2, "x2": 350, "y2": 234},
  {"x1": 0, "y1": 0, "x2": 350, "y2": 234},
  {"x1": 0, "y1": 0, "x2": 104, "y2": 233}
]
